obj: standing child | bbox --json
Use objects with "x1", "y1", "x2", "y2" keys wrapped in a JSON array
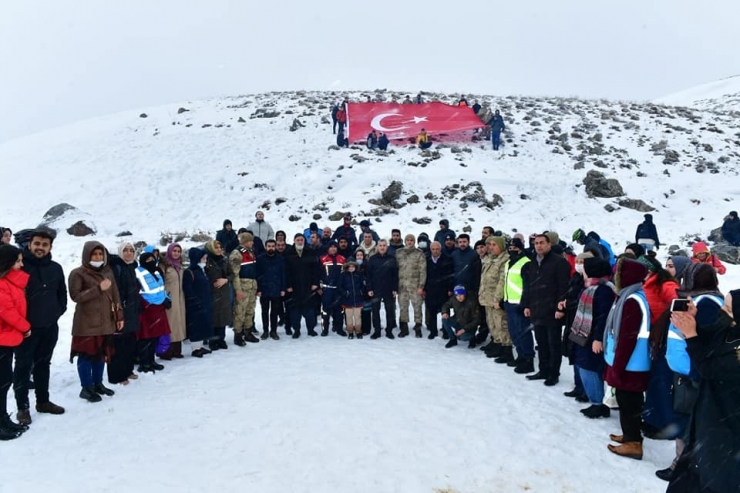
[{"x1": 341, "y1": 260, "x2": 366, "y2": 339}]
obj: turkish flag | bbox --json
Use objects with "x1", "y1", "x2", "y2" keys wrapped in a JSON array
[{"x1": 346, "y1": 102, "x2": 484, "y2": 143}]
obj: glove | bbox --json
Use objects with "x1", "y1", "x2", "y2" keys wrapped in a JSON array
[{"x1": 163, "y1": 299, "x2": 172, "y2": 309}]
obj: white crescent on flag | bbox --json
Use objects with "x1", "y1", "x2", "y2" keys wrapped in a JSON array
[{"x1": 370, "y1": 113, "x2": 409, "y2": 132}]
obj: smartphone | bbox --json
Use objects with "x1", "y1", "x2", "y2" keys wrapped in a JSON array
[{"x1": 671, "y1": 299, "x2": 690, "y2": 312}]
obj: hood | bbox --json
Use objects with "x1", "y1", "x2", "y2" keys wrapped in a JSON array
[
  {"x1": 669, "y1": 255, "x2": 692, "y2": 281},
  {"x1": 188, "y1": 247, "x2": 206, "y2": 267},
  {"x1": 223, "y1": 219, "x2": 232, "y2": 228},
  {"x1": 418, "y1": 232, "x2": 430, "y2": 242},
  {"x1": 681, "y1": 263, "x2": 718, "y2": 293},
  {"x1": 586, "y1": 231, "x2": 601, "y2": 242},
  {"x1": 81, "y1": 241, "x2": 108, "y2": 269},
  {"x1": 643, "y1": 214, "x2": 653, "y2": 222},
  {"x1": 206, "y1": 240, "x2": 219, "y2": 256},
  {"x1": 439, "y1": 219, "x2": 449, "y2": 229},
  {"x1": 615, "y1": 257, "x2": 646, "y2": 290},
  {"x1": 692, "y1": 241, "x2": 710, "y2": 256}
]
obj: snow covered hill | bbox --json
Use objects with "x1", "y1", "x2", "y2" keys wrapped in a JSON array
[
  {"x1": 656, "y1": 75, "x2": 740, "y2": 113},
  {"x1": 2, "y1": 90, "x2": 740, "y2": 492}
]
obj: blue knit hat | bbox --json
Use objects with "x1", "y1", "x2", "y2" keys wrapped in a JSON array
[{"x1": 453, "y1": 285, "x2": 467, "y2": 296}]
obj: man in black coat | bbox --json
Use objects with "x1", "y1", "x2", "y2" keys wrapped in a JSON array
[
  {"x1": 331, "y1": 214, "x2": 358, "y2": 249},
  {"x1": 285, "y1": 234, "x2": 320, "y2": 338},
  {"x1": 468, "y1": 239, "x2": 489, "y2": 344},
  {"x1": 634, "y1": 213, "x2": 661, "y2": 251},
  {"x1": 433, "y1": 219, "x2": 456, "y2": 245},
  {"x1": 721, "y1": 210, "x2": 740, "y2": 246},
  {"x1": 423, "y1": 241, "x2": 455, "y2": 339},
  {"x1": 13, "y1": 229, "x2": 67, "y2": 424},
  {"x1": 521, "y1": 234, "x2": 571, "y2": 386},
  {"x1": 257, "y1": 240, "x2": 286, "y2": 340},
  {"x1": 216, "y1": 219, "x2": 239, "y2": 255},
  {"x1": 366, "y1": 240, "x2": 399, "y2": 339}
]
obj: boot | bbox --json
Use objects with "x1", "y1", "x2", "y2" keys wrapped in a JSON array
[
  {"x1": 151, "y1": 361, "x2": 165, "y2": 371},
  {"x1": 208, "y1": 340, "x2": 221, "y2": 351},
  {"x1": 484, "y1": 342, "x2": 502, "y2": 358},
  {"x1": 285, "y1": 327, "x2": 293, "y2": 336},
  {"x1": 607, "y1": 441, "x2": 643, "y2": 461},
  {"x1": 308, "y1": 329, "x2": 318, "y2": 337},
  {"x1": 36, "y1": 401, "x2": 65, "y2": 415},
  {"x1": 413, "y1": 324, "x2": 422, "y2": 338},
  {"x1": 292, "y1": 329, "x2": 301, "y2": 339},
  {"x1": 348, "y1": 333, "x2": 355, "y2": 340},
  {"x1": 261, "y1": 330, "x2": 270, "y2": 340},
  {"x1": 655, "y1": 467, "x2": 675, "y2": 482},
  {"x1": 507, "y1": 356, "x2": 520, "y2": 368},
  {"x1": 200, "y1": 346, "x2": 212, "y2": 354},
  {"x1": 544, "y1": 376, "x2": 559, "y2": 386},
  {"x1": 514, "y1": 358, "x2": 535, "y2": 374},
  {"x1": 494, "y1": 346, "x2": 514, "y2": 364},
  {"x1": 445, "y1": 339, "x2": 458, "y2": 348},
  {"x1": 609, "y1": 434, "x2": 624, "y2": 444},
  {"x1": 137, "y1": 364, "x2": 155, "y2": 374},
  {"x1": 398, "y1": 322, "x2": 409, "y2": 338},
  {"x1": 191, "y1": 348, "x2": 205, "y2": 358},
  {"x1": 357, "y1": 331, "x2": 363, "y2": 340},
  {"x1": 270, "y1": 330, "x2": 280, "y2": 341},
  {"x1": 320, "y1": 327, "x2": 329, "y2": 337},
  {"x1": 157, "y1": 347, "x2": 173, "y2": 361},
  {"x1": 441, "y1": 330, "x2": 449, "y2": 340},
  {"x1": 479, "y1": 341, "x2": 495, "y2": 351},
  {"x1": 2, "y1": 413, "x2": 28, "y2": 432},
  {"x1": 564, "y1": 388, "x2": 583, "y2": 398},
  {"x1": 581, "y1": 404, "x2": 611, "y2": 419},
  {"x1": 79, "y1": 387, "x2": 103, "y2": 403},
  {"x1": 217, "y1": 339, "x2": 228, "y2": 350},
  {"x1": 475, "y1": 331, "x2": 488, "y2": 345},
  {"x1": 370, "y1": 330, "x2": 381, "y2": 340},
  {"x1": 171, "y1": 341, "x2": 184, "y2": 358},
  {"x1": 93, "y1": 383, "x2": 115, "y2": 396},
  {"x1": 526, "y1": 371, "x2": 547, "y2": 381},
  {"x1": 16, "y1": 408, "x2": 31, "y2": 426},
  {"x1": 468, "y1": 339, "x2": 477, "y2": 349},
  {"x1": 0, "y1": 415, "x2": 24, "y2": 440},
  {"x1": 386, "y1": 328, "x2": 395, "y2": 340},
  {"x1": 336, "y1": 328, "x2": 348, "y2": 337},
  {"x1": 427, "y1": 328, "x2": 438, "y2": 340},
  {"x1": 245, "y1": 330, "x2": 260, "y2": 343}
]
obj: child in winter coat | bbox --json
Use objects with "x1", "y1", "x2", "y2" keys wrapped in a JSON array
[
  {"x1": 691, "y1": 242, "x2": 726, "y2": 275},
  {"x1": 340, "y1": 260, "x2": 366, "y2": 339}
]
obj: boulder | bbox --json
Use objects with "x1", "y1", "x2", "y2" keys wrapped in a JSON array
[
  {"x1": 406, "y1": 194, "x2": 420, "y2": 204},
  {"x1": 66, "y1": 221, "x2": 95, "y2": 237},
  {"x1": 288, "y1": 215, "x2": 301, "y2": 222},
  {"x1": 177, "y1": 107, "x2": 190, "y2": 114},
  {"x1": 711, "y1": 244, "x2": 740, "y2": 265},
  {"x1": 116, "y1": 231, "x2": 133, "y2": 237},
  {"x1": 43, "y1": 203, "x2": 78, "y2": 223},
  {"x1": 583, "y1": 170, "x2": 625, "y2": 198},
  {"x1": 707, "y1": 227, "x2": 724, "y2": 243},
  {"x1": 328, "y1": 211, "x2": 346, "y2": 221},
  {"x1": 617, "y1": 198, "x2": 655, "y2": 212},
  {"x1": 412, "y1": 217, "x2": 432, "y2": 225},
  {"x1": 381, "y1": 181, "x2": 403, "y2": 205},
  {"x1": 190, "y1": 232, "x2": 213, "y2": 243},
  {"x1": 289, "y1": 118, "x2": 305, "y2": 132}
]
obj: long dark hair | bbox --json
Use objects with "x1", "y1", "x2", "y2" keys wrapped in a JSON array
[
  {"x1": 644, "y1": 256, "x2": 677, "y2": 287},
  {"x1": 0, "y1": 244, "x2": 22, "y2": 278}
]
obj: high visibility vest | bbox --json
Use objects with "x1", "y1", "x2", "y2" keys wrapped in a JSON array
[
  {"x1": 604, "y1": 291, "x2": 651, "y2": 372},
  {"x1": 504, "y1": 256, "x2": 530, "y2": 304},
  {"x1": 666, "y1": 294, "x2": 723, "y2": 375},
  {"x1": 135, "y1": 267, "x2": 167, "y2": 305}
]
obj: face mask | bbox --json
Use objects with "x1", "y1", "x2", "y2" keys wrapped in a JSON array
[
  {"x1": 89, "y1": 260, "x2": 104, "y2": 268},
  {"x1": 356, "y1": 259, "x2": 363, "y2": 265},
  {"x1": 197, "y1": 262, "x2": 207, "y2": 269},
  {"x1": 295, "y1": 245, "x2": 304, "y2": 251},
  {"x1": 575, "y1": 264, "x2": 584, "y2": 274},
  {"x1": 418, "y1": 241, "x2": 428, "y2": 249}
]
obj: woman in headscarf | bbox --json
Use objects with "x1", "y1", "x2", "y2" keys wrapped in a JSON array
[
  {"x1": 204, "y1": 240, "x2": 232, "y2": 350},
  {"x1": 135, "y1": 252, "x2": 171, "y2": 373},
  {"x1": 0, "y1": 245, "x2": 31, "y2": 439},
  {"x1": 68, "y1": 241, "x2": 123, "y2": 402},
  {"x1": 665, "y1": 256, "x2": 691, "y2": 285},
  {"x1": 107, "y1": 242, "x2": 141, "y2": 385},
  {"x1": 183, "y1": 248, "x2": 214, "y2": 357},
  {"x1": 160, "y1": 243, "x2": 186, "y2": 359}
]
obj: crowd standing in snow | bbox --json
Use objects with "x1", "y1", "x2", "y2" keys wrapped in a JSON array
[{"x1": 1, "y1": 213, "x2": 739, "y2": 492}]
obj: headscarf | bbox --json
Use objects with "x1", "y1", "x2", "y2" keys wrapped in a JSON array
[
  {"x1": 117, "y1": 242, "x2": 135, "y2": 265},
  {"x1": 166, "y1": 243, "x2": 182, "y2": 273}
]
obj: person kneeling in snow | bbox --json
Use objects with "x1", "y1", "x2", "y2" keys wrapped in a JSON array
[
  {"x1": 691, "y1": 241, "x2": 726, "y2": 275},
  {"x1": 416, "y1": 129, "x2": 432, "y2": 150},
  {"x1": 441, "y1": 285, "x2": 480, "y2": 349},
  {"x1": 378, "y1": 132, "x2": 389, "y2": 151}
]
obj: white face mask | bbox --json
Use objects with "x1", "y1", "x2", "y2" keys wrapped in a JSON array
[
  {"x1": 356, "y1": 259, "x2": 363, "y2": 265},
  {"x1": 575, "y1": 264, "x2": 584, "y2": 274},
  {"x1": 89, "y1": 260, "x2": 104, "y2": 268},
  {"x1": 295, "y1": 245, "x2": 304, "y2": 251},
  {"x1": 418, "y1": 241, "x2": 428, "y2": 249},
  {"x1": 197, "y1": 262, "x2": 207, "y2": 269}
]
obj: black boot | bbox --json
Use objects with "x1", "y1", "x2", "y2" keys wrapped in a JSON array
[
  {"x1": 445, "y1": 338, "x2": 458, "y2": 348},
  {"x1": 427, "y1": 328, "x2": 438, "y2": 340},
  {"x1": 79, "y1": 387, "x2": 103, "y2": 403},
  {"x1": 261, "y1": 330, "x2": 270, "y2": 340},
  {"x1": 245, "y1": 330, "x2": 260, "y2": 343},
  {"x1": 217, "y1": 339, "x2": 228, "y2": 350},
  {"x1": 479, "y1": 341, "x2": 494, "y2": 351},
  {"x1": 507, "y1": 356, "x2": 520, "y2": 368},
  {"x1": 515, "y1": 359, "x2": 535, "y2": 375},
  {"x1": 398, "y1": 322, "x2": 409, "y2": 338},
  {"x1": 291, "y1": 329, "x2": 301, "y2": 339},
  {"x1": 526, "y1": 371, "x2": 547, "y2": 381},
  {"x1": 467, "y1": 338, "x2": 477, "y2": 349},
  {"x1": 0, "y1": 415, "x2": 24, "y2": 440},
  {"x1": 270, "y1": 330, "x2": 280, "y2": 341},
  {"x1": 93, "y1": 383, "x2": 115, "y2": 396},
  {"x1": 581, "y1": 404, "x2": 611, "y2": 419},
  {"x1": 413, "y1": 324, "x2": 422, "y2": 338},
  {"x1": 234, "y1": 331, "x2": 246, "y2": 347},
  {"x1": 285, "y1": 327, "x2": 293, "y2": 336},
  {"x1": 484, "y1": 342, "x2": 502, "y2": 358},
  {"x1": 348, "y1": 333, "x2": 355, "y2": 340},
  {"x1": 137, "y1": 364, "x2": 155, "y2": 374},
  {"x1": 151, "y1": 361, "x2": 165, "y2": 371},
  {"x1": 308, "y1": 329, "x2": 319, "y2": 337},
  {"x1": 356, "y1": 332, "x2": 363, "y2": 340},
  {"x1": 320, "y1": 328, "x2": 329, "y2": 336},
  {"x1": 441, "y1": 330, "x2": 449, "y2": 340},
  {"x1": 370, "y1": 330, "x2": 381, "y2": 340},
  {"x1": 336, "y1": 328, "x2": 347, "y2": 337},
  {"x1": 494, "y1": 346, "x2": 514, "y2": 364},
  {"x1": 386, "y1": 328, "x2": 395, "y2": 340},
  {"x1": 1, "y1": 413, "x2": 28, "y2": 433}
]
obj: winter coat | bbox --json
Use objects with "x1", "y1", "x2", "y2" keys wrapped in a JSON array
[
  {"x1": 319, "y1": 253, "x2": 345, "y2": 287},
  {"x1": 395, "y1": 247, "x2": 427, "y2": 289},
  {"x1": 378, "y1": 134, "x2": 389, "y2": 150},
  {"x1": 162, "y1": 261, "x2": 186, "y2": 343},
  {"x1": 721, "y1": 216, "x2": 740, "y2": 245},
  {"x1": 643, "y1": 275, "x2": 678, "y2": 324},
  {"x1": 359, "y1": 228, "x2": 380, "y2": 243},
  {"x1": 256, "y1": 253, "x2": 286, "y2": 298},
  {"x1": 478, "y1": 252, "x2": 510, "y2": 307},
  {"x1": 332, "y1": 225, "x2": 358, "y2": 248},
  {"x1": 521, "y1": 250, "x2": 571, "y2": 326},
  {"x1": 246, "y1": 220, "x2": 275, "y2": 243},
  {"x1": 356, "y1": 241, "x2": 377, "y2": 258},
  {"x1": 215, "y1": 228, "x2": 239, "y2": 255},
  {"x1": 285, "y1": 247, "x2": 320, "y2": 308},
  {"x1": 21, "y1": 248, "x2": 67, "y2": 328},
  {"x1": 340, "y1": 270, "x2": 366, "y2": 307},
  {"x1": 441, "y1": 295, "x2": 480, "y2": 334},
  {"x1": 691, "y1": 241, "x2": 726, "y2": 275},
  {"x1": 451, "y1": 247, "x2": 477, "y2": 288},
  {"x1": 487, "y1": 114, "x2": 505, "y2": 132},
  {"x1": 424, "y1": 255, "x2": 455, "y2": 310},
  {"x1": 433, "y1": 221, "x2": 455, "y2": 245},
  {"x1": 387, "y1": 241, "x2": 404, "y2": 256},
  {"x1": 467, "y1": 255, "x2": 485, "y2": 298},
  {"x1": 634, "y1": 217, "x2": 660, "y2": 247},
  {"x1": 572, "y1": 283, "x2": 616, "y2": 372},
  {"x1": 205, "y1": 250, "x2": 233, "y2": 327},
  {"x1": 109, "y1": 255, "x2": 141, "y2": 334},
  {"x1": 68, "y1": 241, "x2": 122, "y2": 338},
  {"x1": 182, "y1": 248, "x2": 213, "y2": 342},
  {"x1": 367, "y1": 133, "x2": 378, "y2": 149},
  {"x1": 336, "y1": 109, "x2": 347, "y2": 123},
  {"x1": 366, "y1": 253, "x2": 398, "y2": 296},
  {"x1": 0, "y1": 269, "x2": 31, "y2": 347}
]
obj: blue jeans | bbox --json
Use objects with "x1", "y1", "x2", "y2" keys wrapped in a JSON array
[
  {"x1": 639, "y1": 243, "x2": 655, "y2": 252},
  {"x1": 77, "y1": 358, "x2": 105, "y2": 388},
  {"x1": 579, "y1": 367, "x2": 605, "y2": 405},
  {"x1": 492, "y1": 131, "x2": 502, "y2": 150},
  {"x1": 503, "y1": 302, "x2": 535, "y2": 358},
  {"x1": 442, "y1": 317, "x2": 474, "y2": 342},
  {"x1": 573, "y1": 364, "x2": 584, "y2": 394}
]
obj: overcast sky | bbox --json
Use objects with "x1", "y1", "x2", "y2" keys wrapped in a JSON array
[{"x1": 1, "y1": 0, "x2": 738, "y2": 142}]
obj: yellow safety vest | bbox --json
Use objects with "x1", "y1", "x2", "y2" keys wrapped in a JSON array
[{"x1": 504, "y1": 256, "x2": 530, "y2": 303}]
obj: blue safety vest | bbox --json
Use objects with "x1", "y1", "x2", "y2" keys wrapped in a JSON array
[
  {"x1": 604, "y1": 290, "x2": 651, "y2": 372},
  {"x1": 666, "y1": 294, "x2": 724, "y2": 375},
  {"x1": 135, "y1": 267, "x2": 168, "y2": 305}
]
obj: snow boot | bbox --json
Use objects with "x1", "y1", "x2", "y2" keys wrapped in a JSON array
[
  {"x1": 245, "y1": 330, "x2": 260, "y2": 343},
  {"x1": 507, "y1": 356, "x2": 520, "y2": 368},
  {"x1": 581, "y1": 404, "x2": 610, "y2": 419},
  {"x1": 427, "y1": 328, "x2": 437, "y2": 340},
  {"x1": 484, "y1": 342, "x2": 502, "y2": 358},
  {"x1": 0, "y1": 415, "x2": 24, "y2": 440},
  {"x1": 386, "y1": 328, "x2": 395, "y2": 340},
  {"x1": 398, "y1": 322, "x2": 409, "y2": 338},
  {"x1": 137, "y1": 364, "x2": 155, "y2": 374},
  {"x1": 544, "y1": 376, "x2": 559, "y2": 386},
  {"x1": 607, "y1": 442, "x2": 643, "y2": 461},
  {"x1": 413, "y1": 324, "x2": 422, "y2": 338},
  {"x1": 320, "y1": 328, "x2": 329, "y2": 336},
  {"x1": 357, "y1": 332, "x2": 363, "y2": 340},
  {"x1": 445, "y1": 339, "x2": 458, "y2": 349},
  {"x1": 291, "y1": 329, "x2": 301, "y2": 339},
  {"x1": 441, "y1": 330, "x2": 449, "y2": 340},
  {"x1": 526, "y1": 371, "x2": 547, "y2": 381},
  {"x1": 79, "y1": 387, "x2": 102, "y2": 403},
  {"x1": 475, "y1": 330, "x2": 489, "y2": 345},
  {"x1": 16, "y1": 409, "x2": 31, "y2": 426},
  {"x1": 307, "y1": 329, "x2": 318, "y2": 337},
  {"x1": 655, "y1": 468, "x2": 675, "y2": 482},
  {"x1": 285, "y1": 327, "x2": 293, "y2": 336},
  {"x1": 270, "y1": 330, "x2": 280, "y2": 341},
  {"x1": 151, "y1": 361, "x2": 165, "y2": 371},
  {"x1": 494, "y1": 346, "x2": 514, "y2": 364},
  {"x1": 216, "y1": 339, "x2": 228, "y2": 350},
  {"x1": 2, "y1": 413, "x2": 28, "y2": 433},
  {"x1": 514, "y1": 358, "x2": 535, "y2": 374},
  {"x1": 348, "y1": 333, "x2": 355, "y2": 340},
  {"x1": 336, "y1": 328, "x2": 348, "y2": 337},
  {"x1": 467, "y1": 338, "x2": 477, "y2": 349},
  {"x1": 479, "y1": 341, "x2": 495, "y2": 352},
  {"x1": 234, "y1": 331, "x2": 246, "y2": 347},
  {"x1": 261, "y1": 330, "x2": 270, "y2": 340},
  {"x1": 93, "y1": 383, "x2": 115, "y2": 396},
  {"x1": 171, "y1": 341, "x2": 185, "y2": 358},
  {"x1": 564, "y1": 388, "x2": 582, "y2": 398},
  {"x1": 370, "y1": 330, "x2": 382, "y2": 340}
]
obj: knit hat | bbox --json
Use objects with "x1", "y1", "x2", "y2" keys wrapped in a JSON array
[
  {"x1": 485, "y1": 235, "x2": 506, "y2": 252},
  {"x1": 453, "y1": 284, "x2": 467, "y2": 296},
  {"x1": 360, "y1": 220, "x2": 371, "y2": 227},
  {"x1": 309, "y1": 222, "x2": 318, "y2": 231},
  {"x1": 0, "y1": 244, "x2": 21, "y2": 276},
  {"x1": 444, "y1": 233, "x2": 455, "y2": 241},
  {"x1": 239, "y1": 232, "x2": 254, "y2": 244},
  {"x1": 583, "y1": 257, "x2": 612, "y2": 279},
  {"x1": 326, "y1": 240, "x2": 338, "y2": 249},
  {"x1": 404, "y1": 234, "x2": 415, "y2": 242},
  {"x1": 669, "y1": 255, "x2": 692, "y2": 280},
  {"x1": 625, "y1": 243, "x2": 645, "y2": 259},
  {"x1": 636, "y1": 255, "x2": 658, "y2": 273},
  {"x1": 545, "y1": 231, "x2": 560, "y2": 245},
  {"x1": 509, "y1": 237, "x2": 525, "y2": 251},
  {"x1": 418, "y1": 232, "x2": 430, "y2": 242},
  {"x1": 576, "y1": 251, "x2": 594, "y2": 261}
]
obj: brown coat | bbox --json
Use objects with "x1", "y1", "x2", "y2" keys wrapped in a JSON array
[
  {"x1": 162, "y1": 262, "x2": 186, "y2": 342},
  {"x1": 69, "y1": 241, "x2": 121, "y2": 337}
]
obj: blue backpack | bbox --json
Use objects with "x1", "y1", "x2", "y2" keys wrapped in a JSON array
[{"x1": 666, "y1": 294, "x2": 724, "y2": 375}]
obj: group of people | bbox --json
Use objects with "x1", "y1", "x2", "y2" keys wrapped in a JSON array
[{"x1": 1, "y1": 211, "x2": 738, "y2": 493}]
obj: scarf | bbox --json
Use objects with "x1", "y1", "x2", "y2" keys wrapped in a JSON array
[
  {"x1": 166, "y1": 243, "x2": 182, "y2": 273},
  {"x1": 604, "y1": 281, "x2": 643, "y2": 354},
  {"x1": 570, "y1": 278, "x2": 616, "y2": 342}
]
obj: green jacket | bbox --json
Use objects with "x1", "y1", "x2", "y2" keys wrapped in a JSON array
[{"x1": 441, "y1": 295, "x2": 480, "y2": 334}]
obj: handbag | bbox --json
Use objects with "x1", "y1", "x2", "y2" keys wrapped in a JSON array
[
  {"x1": 568, "y1": 331, "x2": 588, "y2": 347},
  {"x1": 672, "y1": 373, "x2": 700, "y2": 415}
]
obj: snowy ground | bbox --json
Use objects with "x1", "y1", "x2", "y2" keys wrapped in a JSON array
[{"x1": 1, "y1": 89, "x2": 739, "y2": 492}]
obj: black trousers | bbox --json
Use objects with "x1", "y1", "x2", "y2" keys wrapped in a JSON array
[
  {"x1": 107, "y1": 332, "x2": 137, "y2": 384},
  {"x1": 0, "y1": 346, "x2": 13, "y2": 416},
  {"x1": 136, "y1": 338, "x2": 157, "y2": 366},
  {"x1": 260, "y1": 296, "x2": 281, "y2": 331},
  {"x1": 425, "y1": 304, "x2": 443, "y2": 334},
  {"x1": 13, "y1": 323, "x2": 59, "y2": 409},
  {"x1": 534, "y1": 324, "x2": 562, "y2": 378},
  {"x1": 371, "y1": 294, "x2": 397, "y2": 331},
  {"x1": 361, "y1": 307, "x2": 372, "y2": 334},
  {"x1": 278, "y1": 294, "x2": 292, "y2": 330},
  {"x1": 616, "y1": 389, "x2": 645, "y2": 443}
]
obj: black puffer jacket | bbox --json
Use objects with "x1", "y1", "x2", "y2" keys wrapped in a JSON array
[
  {"x1": 21, "y1": 249, "x2": 67, "y2": 328},
  {"x1": 521, "y1": 250, "x2": 571, "y2": 326}
]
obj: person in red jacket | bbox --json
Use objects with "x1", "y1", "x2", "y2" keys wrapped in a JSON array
[
  {"x1": 0, "y1": 245, "x2": 31, "y2": 440},
  {"x1": 691, "y1": 241, "x2": 726, "y2": 275},
  {"x1": 336, "y1": 106, "x2": 347, "y2": 135}
]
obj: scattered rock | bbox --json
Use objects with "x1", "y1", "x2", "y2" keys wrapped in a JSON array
[
  {"x1": 190, "y1": 232, "x2": 213, "y2": 243},
  {"x1": 462, "y1": 225, "x2": 472, "y2": 233},
  {"x1": 134, "y1": 241, "x2": 148, "y2": 250},
  {"x1": 711, "y1": 244, "x2": 740, "y2": 265},
  {"x1": 520, "y1": 194, "x2": 530, "y2": 200},
  {"x1": 350, "y1": 154, "x2": 368, "y2": 163},
  {"x1": 43, "y1": 203, "x2": 78, "y2": 223},
  {"x1": 329, "y1": 211, "x2": 346, "y2": 221},
  {"x1": 406, "y1": 194, "x2": 420, "y2": 204},
  {"x1": 381, "y1": 181, "x2": 403, "y2": 206},
  {"x1": 424, "y1": 192, "x2": 437, "y2": 200},
  {"x1": 617, "y1": 198, "x2": 655, "y2": 212},
  {"x1": 604, "y1": 204, "x2": 617, "y2": 213},
  {"x1": 583, "y1": 170, "x2": 625, "y2": 198},
  {"x1": 177, "y1": 107, "x2": 190, "y2": 114},
  {"x1": 288, "y1": 215, "x2": 301, "y2": 222},
  {"x1": 116, "y1": 231, "x2": 132, "y2": 237},
  {"x1": 412, "y1": 217, "x2": 432, "y2": 225},
  {"x1": 139, "y1": 113, "x2": 148, "y2": 119},
  {"x1": 289, "y1": 118, "x2": 305, "y2": 132},
  {"x1": 663, "y1": 149, "x2": 680, "y2": 164},
  {"x1": 328, "y1": 145, "x2": 341, "y2": 151},
  {"x1": 275, "y1": 197, "x2": 287, "y2": 206},
  {"x1": 237, "y1": 117, "x2": 246, "y2": 123},
  {"x1": 708, "y1": 227, "x2": 724, "y2": 243},
  {"x1": 66, "y1": 221, "x2": 95, "y2": 237},
  {"x1": 313, "y1": 213, "x2": 322, "y2": 220}
]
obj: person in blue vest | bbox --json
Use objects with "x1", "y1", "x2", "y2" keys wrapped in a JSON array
[
  {"x1": 256, "y1": 239, "x2": 286, "y2": 341},
  {"x1": 603, "y1": 257, "x2": 651, "y2": 460},
  {"x1": 486, "y1": 110, "x2": 505, "y2": 150},
  {"x1": 135, "y1": 252, "x2": 172, "y2": 373},
  {"x1": 182, "y1": 248, "x2": 214, "y2": 357},
  {"x1": 319, "y1": 241, "x2": 347, "y2": 337}
]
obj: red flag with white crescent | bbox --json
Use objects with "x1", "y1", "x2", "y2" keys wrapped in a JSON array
[{"x1": 346, "y1": 102, "x2": 484, "y2": 142}]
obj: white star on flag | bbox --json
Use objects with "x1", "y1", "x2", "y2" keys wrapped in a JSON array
[{"x1": 412, "y1": 116, "x2": 428, "y2": 124}]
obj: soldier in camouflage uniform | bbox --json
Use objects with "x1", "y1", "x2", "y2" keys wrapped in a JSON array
[
  {"x1": 478, "y1": 236, "x2": 513, "y2": 360},
  {"x1": 229, "y1": 233, "x2": 259, "y2": 346},
  {"x1": 395, "y1": 234, "x2": 427, "y2": 338}
]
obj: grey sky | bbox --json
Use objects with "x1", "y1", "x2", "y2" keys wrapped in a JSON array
[{"x1": 1, "y1": 0, "x2": 738, "y2": 142}]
